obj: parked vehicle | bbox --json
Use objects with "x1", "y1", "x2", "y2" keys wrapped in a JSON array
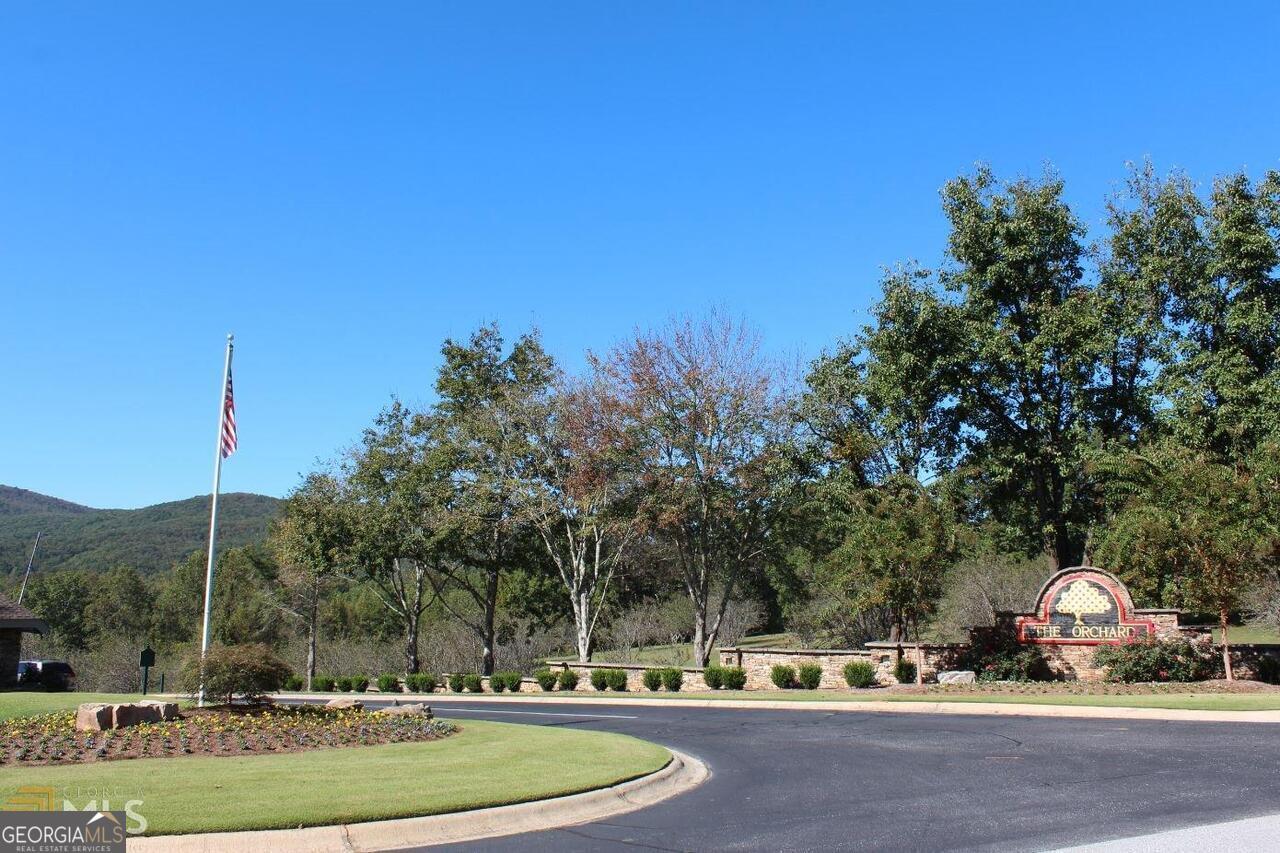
[{"x1": 17, "y1": 660, "x2": 76, "y2": 691}]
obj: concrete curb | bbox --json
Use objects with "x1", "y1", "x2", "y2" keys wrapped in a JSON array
[
  {"x1": 127, "y1": 748, "x2": 707, "y2": 852},
  {"x1": 268, "y1": 691, "x2": 1280, "y2": 724}
]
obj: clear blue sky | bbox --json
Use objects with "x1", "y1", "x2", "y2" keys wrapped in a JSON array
[{"x1": 3, "y1": 3, "x2": 1277, "y2": 509}]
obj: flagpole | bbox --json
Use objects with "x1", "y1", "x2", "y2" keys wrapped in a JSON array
[{"x1": 198, "y1": 333, "x2": 234, "y2": 706}]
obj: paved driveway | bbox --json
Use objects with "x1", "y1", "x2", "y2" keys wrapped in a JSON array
[{"x1": 334, "y1": 697, "x2": 1280, "y2": 851}]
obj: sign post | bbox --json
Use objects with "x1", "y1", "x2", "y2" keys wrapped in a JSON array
[{"x1": 139, "y1": 646, "x2": 156, "y2": 695}]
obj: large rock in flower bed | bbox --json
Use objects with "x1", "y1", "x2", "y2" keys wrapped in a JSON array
[
  {"x1": 937, "y1": 670, "x2": 976, "y2": 685},
  {"x1": 325, "y1": 697, "x2": 363, "y2": 711},
  {"x1": 376, "y1": 703, "x2": 431, "y2": 718},
  {"x1": 74, "y1": 701, "x2": 168, "y2": 731},
  {"x1": 138, "y1": 700, "x2": 181, "y2": 721}
]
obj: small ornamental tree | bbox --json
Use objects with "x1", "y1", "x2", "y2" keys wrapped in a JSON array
[{"x1": 180, "y1": 644, "x2": 291, "y2": 705}]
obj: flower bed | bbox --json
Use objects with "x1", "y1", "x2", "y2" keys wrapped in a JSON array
[{"x1": 0, "y1": 705, "x2": 455, "y2": 767}]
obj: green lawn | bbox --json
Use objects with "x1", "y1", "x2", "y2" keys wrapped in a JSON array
[
  {"x1": 1213, "y1": 625, "x2": 1280, "y2": 644},
  {"x1": 0, "y1": 692, "x2": 156, "y2": 721},
  {"x1": 0, "y1": 719, "x2": 669, "y2": 835}
]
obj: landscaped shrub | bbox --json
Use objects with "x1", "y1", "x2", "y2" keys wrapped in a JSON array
[
  {"x1": 721, "y1": 666, "x2": 747, "y2": 690},
  {"x1": 893, "y1": 660, "x2": 917, "y2": 684},
  {"x1": 1093, "y1": 637, "x2": 1218, "y2": 683},
  {"x1": 377, "y1": 674, "x2": 401, "y2": 693},
  {"x1": 661, "y1": 668, "x2": 684, "y2": 692},
  {"x1": 797, "y1": 663, "x2": 823, "y2": 690},
  {"x1": 179, "y1": 643, "x2": 292, "y2": 705},
  {"x1": 534, "y1": 668, "x2": 558, "y2": 691},
  {"x1": 493, "y1": 671, "x2": 523, "y2": 692},
  {"x1": 490, "y1": 673, "x2": 507, "y2": 692},
  {"x1": 283, "y1": 674, "x2": 304, "y2": 691},
  {"x1": 770, "y1": 664, "x2": 796, "y2": 689},
  {"x1": 351, "y1": 675, "x2": 369, "y2": 693},
  {"x1": 590, "y1": 669, "x2": 610, "y2": 691},
  {"x1": 843, "y1": 661, "x2": 877, "y2": 688},
  {"x1": 703, "y1": 665, "x2": 724, "y2": 690},
  {"x1": 557, "y1": 669, "x2": 579, "y2": 691},
  {"x1": 335, "y1": 676, "x2": 353, "y2": 692},
  {"x1": 642, "y1": 669, "x2": 664, "y2": 691},
  {"x1": 405, "y1": 673, "x2": 438, "y2": 693},
  {"x1": 464, "y1": 674, "x2": 484, "y2": 693},
  {"x1": 605, "y1": 668, "x2": 628, "y2": 691},
  {"x1": 313, "y1": 675, "x2": 336, "y2": 692},
  {"x1": 958, "y1": 629, "x2": 1053, "y2": 682},
  {"x1": 448, "y1": 673, "x2": 466, "y2": 692}
]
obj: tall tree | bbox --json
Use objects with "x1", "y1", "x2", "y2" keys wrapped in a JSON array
[
  {"x1": 521, "y1": 377, "x2": 636, "y2": 662},
  {"x1": 424, "y1": 325, "x2": 556, "y2": 675},
  {"x1": 269, "y1": 472, "x2": 346, "y2": 689},
  {"x1": 598, "y1": 312, "x2": 797, "y2": 667}
]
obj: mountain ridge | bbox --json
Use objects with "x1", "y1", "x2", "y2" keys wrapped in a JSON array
[{"x1": 0, "y1": 485, "x2": 281, "y2": 576}]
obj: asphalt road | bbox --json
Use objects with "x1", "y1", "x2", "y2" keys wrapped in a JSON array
[{"x1": 334, "y1": 698, "x2": 1280, "y2": 851}]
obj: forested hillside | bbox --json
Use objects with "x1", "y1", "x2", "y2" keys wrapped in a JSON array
[{"x1": 0, "y1": 486, "x2": 279, "y2": 575}]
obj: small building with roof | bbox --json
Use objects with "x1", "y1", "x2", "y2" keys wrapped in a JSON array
[{"x1": 0, "y1": 594, "x2": 48, "y2": 689}]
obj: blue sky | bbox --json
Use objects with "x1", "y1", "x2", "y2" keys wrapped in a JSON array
[{"x1": 2, "y1": 3, "x2": 1278, "y2": 509}]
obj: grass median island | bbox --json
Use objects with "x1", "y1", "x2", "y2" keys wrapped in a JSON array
[
  {"x1": 0, "y1": 692, "x2": 155, "y2": 721},
  {"x1": 0, "y1": 719, "x2": 670, "y2": 835}
]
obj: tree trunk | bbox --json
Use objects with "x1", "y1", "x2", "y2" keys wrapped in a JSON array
[
  {"x1": 305, "y1": 617, "x2": 317, "y2": 691},
  {"x1": 404, "y1": 611, "x2": 420, "y2": 675},
  {"x1": 692, "y1": 598, "x2": 709, "y2": 668},
  {"x1": 1221, "y1": 609, "x2": 1234, "y2": 681},
  {"x1": 575, "y1": 590, "x2": 591, "y2": 663}
]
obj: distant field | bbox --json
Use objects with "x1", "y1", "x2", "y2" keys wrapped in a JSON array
[{"x1": 1213, "y1": 625, "x2": 1280, "y2": 644}]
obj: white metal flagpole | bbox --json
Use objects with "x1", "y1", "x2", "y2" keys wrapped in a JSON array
[{"x1": 198, "y1": 333, "x2": 234, "y2": 706}]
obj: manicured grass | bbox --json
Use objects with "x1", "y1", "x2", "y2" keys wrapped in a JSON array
[
  {"x1": 458, "y1": 689, "x2": 1280, "y2": 712},
  {"x1": 0, "y1": 692, "x2": 153, "y2": 721},
  {"x1": 0, "y1": 719, "x2": 670, "y2": 835},
  {"x1": 1213, "y1": 625, "x2": 1280, "y2": 644}
]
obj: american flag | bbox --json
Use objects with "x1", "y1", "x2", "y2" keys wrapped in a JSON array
[{"x1": 220, "y1": 370, "x2": 237, "y2": 458}]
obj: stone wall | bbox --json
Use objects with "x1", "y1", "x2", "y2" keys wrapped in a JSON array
[
  {"x1": 718, "y1": 647, "x2": 875, "y2": 688},
  {"x1": 0, "y1": 630, "x2": 20, "y2": 689}
]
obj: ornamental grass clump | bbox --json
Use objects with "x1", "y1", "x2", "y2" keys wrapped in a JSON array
[
  {"x1": 770, "y1": 664, "x2": 796, "y2": 689},
  {"x1": 350, "y1": 675, "x2": 369, "y2": 693},
  {"x1": 377, "y1": 674, "x2": 401, "y2": 693}
]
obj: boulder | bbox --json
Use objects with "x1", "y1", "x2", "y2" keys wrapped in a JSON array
[
  {"x1": 138, "y1": 700, "x2": 181, "y2": 721},
  {"x1": 112, "y1": 703, "x2": 164, "y2": 727},
  {"x1": 75, "y1": 703, "x2": 115, "y2": 732},
  {"x1": 937, "y1": 670, "x2": 976, "y2": 685},
  {"x1": 325, "y1": 697, "x2": 363, "y2": 711},
  {"x1": 376, "y1": 703, "x2": 431, "y2": 718}
]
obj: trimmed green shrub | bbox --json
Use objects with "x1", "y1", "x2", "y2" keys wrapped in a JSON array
[
  {"x1": 490, "y1": 673, "x2": 507, "y2": 692},
  {"x1": 410, "y1": 673, "x2": 439, "y2": 693},
  {"x1": 661, "y1": 667, "x2": 684, "y2": 691},
  {"x1": 313, "y1": 675, "x2": 336, "y2": 692},
  {"x1": 642, "y1": 669, "x2": 663, "y2": 691},
  {"x1": 283, "y1": 674, "x2": 304, "y2": 691},
  {"x1": 534, "y1": 668, "x2": 558, "y2": 691},
  {"x1": 557, "y1": 668, "x2": 579, "y2": 691},
  {"x1": 590, "y1": 668, "x2": 610, "y2": 691},
  {"x1": 703, "y1": 665, "x2": 724, "y2": 690},
  {"x1": 377, "y1": 674, "x2": 401, "y2": 693},
  {"x1": 843, "y1": 661, "x2": 877, "y2": 688},
  {"x1": 493, "y1": 671, "x2": 523, "y2": 692},
  {"x1": 464, "y1": 674, "x2": 484, "y2": 693},
  {"x1": 335, "y1": 676, "x2": 353, "y2": 692},
  {"x1": 797, "y1": 663, "x2": 823, "y2": 690},
  {"x1": 894, "y1": 659, "x2": 917, "y2": 684},
  {"x1": 770, "y1": 664, "x2": 796, "y2": 689},
  {"x1": 605, "y1": 668, "x2": 628, "y2": 691},
  {"x1": 1093, "y1": 637, "x2": 1218, "y2": 683},
  {"x1": 178, "y1": 643, "x2": 292, "y2": 705},
  {"x1": 721, "y1": 666, "x2": 747, "y2": 690},
  {"x1": 448, "y1": 673, "x2": 465, "y2": 692},
  {"x1": 351, "y1": 675, "x2": 369, "y2": 692}
]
